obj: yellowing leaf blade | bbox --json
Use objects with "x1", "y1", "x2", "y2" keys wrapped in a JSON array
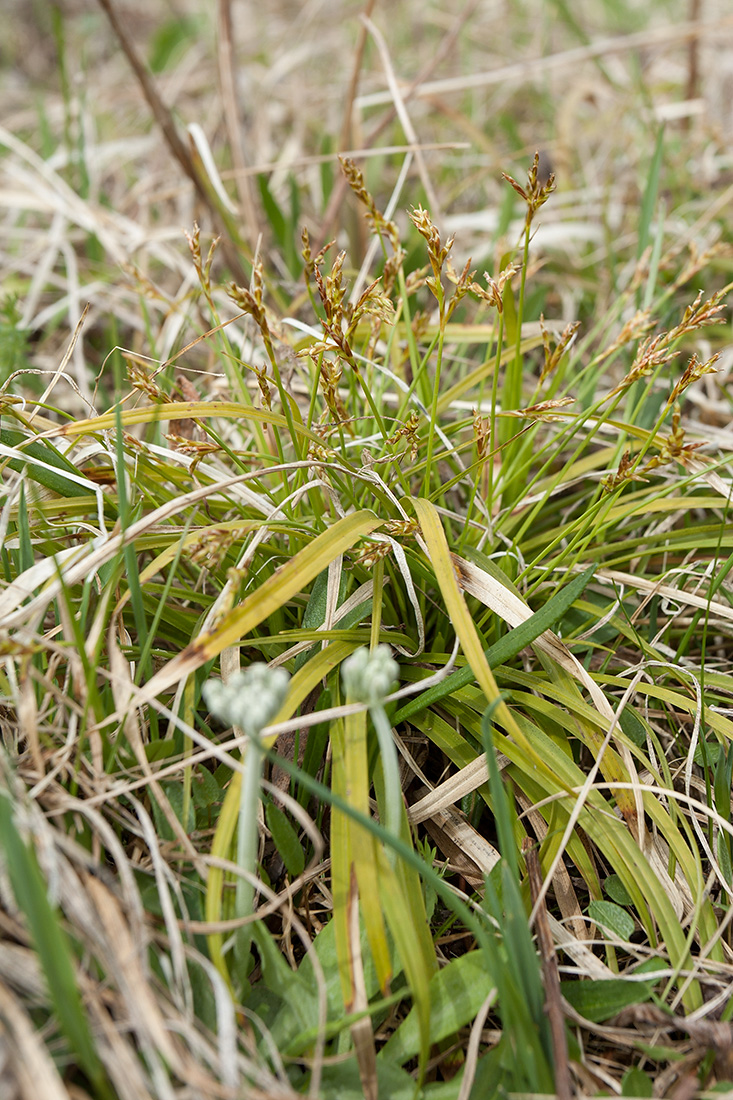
[
  {"x1": 411, "y1": 497, "x2": 550, "y2": 776},
  {"x1": 141, "y1": 511, "x2": 383, "y2": 698}
]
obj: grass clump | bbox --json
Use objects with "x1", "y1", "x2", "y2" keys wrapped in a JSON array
[{"x1": 2, "y1": 2, "x2": 733, "y2": 1098}]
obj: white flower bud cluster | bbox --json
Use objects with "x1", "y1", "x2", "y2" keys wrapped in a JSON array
[
  {"x1": 341, "y1": 645, "x2": 398, "y2": 705},
  {"x1": 203, "y1": 664, "x2": 290, "y2": 736}
]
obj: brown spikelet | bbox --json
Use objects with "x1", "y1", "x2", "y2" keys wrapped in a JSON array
[{"x1": 502, "y1": 151, "x2": 556, "y2": 224}]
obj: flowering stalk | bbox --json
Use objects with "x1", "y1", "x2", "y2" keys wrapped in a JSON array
[
  {"x1": 460, "y1": 264, "x2": 515, "y2": 535},
  {"x1": 342, "y1": 646, "x2": 401, "y2": 842},
  {"x1": 500, "y1": 154, "x2": 555, "y2": 507},
  {"x1": 227, "y1": 262, "x2": 301, "y2": 477},
  {"x1": 203, "y1": 664, "x2": 290, "y2": 980},
  {"x1": 408, "y1": 205, "x2": 452, "y2": 495}
]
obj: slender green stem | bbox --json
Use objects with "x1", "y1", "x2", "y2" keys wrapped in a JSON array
[
  {"x1": 458, "y1": 308, "x2": 506, "y2": 550},
  {"x1": 423, "y1": 291, "x2": 446, "y2": 494},
  {"x1": 233, "y1": 740, "x2": 265, "y2": 976},
  {"x1": 370, "y1": 558, "x2": 384, "y2": 650},
  {"x1": 254, "y1": 731, "x2": 496, "y2": 959},
  {"x1": 370, "y1": 703, "x2": 402, "y2": 848},
  {"x1": 499, "y1": 221, "x2": 532, "y2": 507}
]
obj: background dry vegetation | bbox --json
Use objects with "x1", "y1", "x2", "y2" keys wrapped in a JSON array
[{"x1": 3, "y1": 1, "x2": 733, "y2": 1098}]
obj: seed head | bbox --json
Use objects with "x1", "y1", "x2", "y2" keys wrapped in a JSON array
[
  {"x1": 409, "y1": 205, "x2": 454, "y2": 290},
  {"x1": 671, "y1": 289, "x2": 726, "y2": 338},
  {"x1": 469, "y1": 264, "x2": 517, "y2": 312},
  {"x1": 227, "y1": 260, "x2": 269, "y2": 336},
  {"x1": 472, "y1": 408, "x2": 491, "y2": 458},
  {"x1": 353, "y1": 540, "x2": 393, "y2": 569},
  {"x1": 203, "y1": 664, "x2": 290, "y2": 736},
  {"x1": 339, "y1": 157, "x2": 401, "y2": 251},
  {"x1": 539, "y1": 316, "x2": 581, "y2": 381},
  {"x1": 601, "y1": 451, "x2": 648, "y2": 493},
  {"x1": 126, "y1": 359, "x2": 170, "y2": 403},
  {"x1": 185, "y1": 222, "x2": 219, "y2": 292},
  {"x1": 667, "y1": 352, "x2": 719, "y2": 407},
  {"x1": 342, "y1": 645, "x2": 398, "y2": 705},
  {"x1": 502, "y1": 151, "x2": 555, "y2": 224}
]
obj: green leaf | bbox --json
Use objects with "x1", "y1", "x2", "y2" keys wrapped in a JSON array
[
  {"x1": 0, "y1": 792, "x2": 110, "y2": 1097},
  {"x1": 378, "y1": 851, "x2": 434, "y2": 1077},
  {"x1": 191, "y1": 766, "x2": 223, "y2": 811},
  {"x1": 637, "y1": 127, "x2": 665, "y2": 261},
  {"x1": 605, "y1": 874, "x2": 634, "y2": 907},
  {"x1": 305, "y1": 910, "x2": 395, "y2": 1020},
  {"x1": 250, "y1": 922, "x2": 317, "y2": 1052},
  {"x1": 258, "y1": 174, "x2": 288, "y2": 249},
  {"x1": 0, "y1": 295, "x2": 29, "y2": 382},
  {"x1": 319, "y1": 1058, "x2": 417, "y2": 1100},
  {"x1": 694, "y1": 739, "x2": 723, "y2": 766},
  {"x1": 151, "y1": 782, "x2": 195, "y2": 842},
  {"x1": 618, "y1": 707, "x2": 647, "y2": 748},
  {"x1": 561, "y1": 976, "x2": 657, "y2": 1022},
  {"x1": 380, "y1": 951, "x2": 492, "y2": 1065},
  {"x1": 395, "y1": 563, "x2": 596, "y2": 723},
  {"x1": 483, "y1": 863, "x2": 553, "y2": 1091},
  {"x1": 0, "y1": 427, "x2": 106, "y2": 502},
  {"x1": 718, "y1": 831, "x2": 732, "y2": 887},
  {"x1": 634, "y1": 1040, "x2": 686, "y2": 1062},
  {"x1": 714, "y1": 744, "x2": 733, "y2": 820},
  {"x1": 482, "y1": 711, "x2": 517, "y2": 880},
  {"x1": 148, "y1": 16, "x2": 200, "y2": 72},
  {"x1": 265, "y1": 802, "x2": 305, "y2": 877},
  {"x1": 588, "y1": 900, "x2": 635, "y2": 941},
  {"x1": 294, "y1": 566, "x2": 349, "y2": 672},
  {"x1": 621, "y1": 1066, "x2": 653, "y2": 1097},
  {"x1": 298, "y1": 688, "x2": 333, "y2": 806},
  {"x1": 17, "y1": 481, "x2": 33, "y2": 573},
  {"x1": 144, "y1": 739, "x2": 178, "y2": 763}
]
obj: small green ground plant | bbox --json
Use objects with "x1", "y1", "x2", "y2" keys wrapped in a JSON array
[{"x1": 2, "y1": 2, "x2": 733, "y2": 1098}]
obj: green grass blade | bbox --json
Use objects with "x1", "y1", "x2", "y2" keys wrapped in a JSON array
[
  {"x1": 637, "y1": 126, "x2": 665, "y2": 261},
  {"x1": 395, "y1": 564, "x2": 596, "y2": 723},
  {"x1": 0, "y1": 791, "x2": 111, "y2": 1098}
]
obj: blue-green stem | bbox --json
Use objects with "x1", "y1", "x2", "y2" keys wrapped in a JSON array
[
  {"x1": 459, "y1": 309, "x2": 506, "y2": 553},
  {"x1": 499, "y1": 223, "x2": 532, "y2": 507},
  {"x1": 422, "y1": 286, "x2": 446, "y2": 494},
  {"x1": 233, "y1": 740, "x2": 265, "y2": 972},
  {"x1": 370, "y1": 702, "x2": 402, "y2": 850}
]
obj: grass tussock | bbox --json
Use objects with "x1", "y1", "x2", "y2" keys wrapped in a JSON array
[{"x1": 2, "y1": 1, "x2": 733, "y2": 1097}]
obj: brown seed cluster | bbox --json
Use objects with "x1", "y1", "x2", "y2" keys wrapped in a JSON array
[{"x1": 502, "y1": 150, "x2": 556, "y2": 224}]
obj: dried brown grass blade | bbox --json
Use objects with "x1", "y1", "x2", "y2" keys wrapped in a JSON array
[
  {"x1": 84, "y1": 874, "x2": 183, "y2": 1072},
  {"x1": 356, "y1": 17, "x2": 726, "y2": 107},
  {"x1": 317, "y1": 0, "x2": 479, "y2": 246},
  {"x1": 94, "y1": 0, "x2": 248, "y2": 279},
  {"x1": 217, "y1": 0, "x2": 259, "y2": 242},
  {"x1": 0, "y1": 979, "x2": 68, "y2": 1100}
]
